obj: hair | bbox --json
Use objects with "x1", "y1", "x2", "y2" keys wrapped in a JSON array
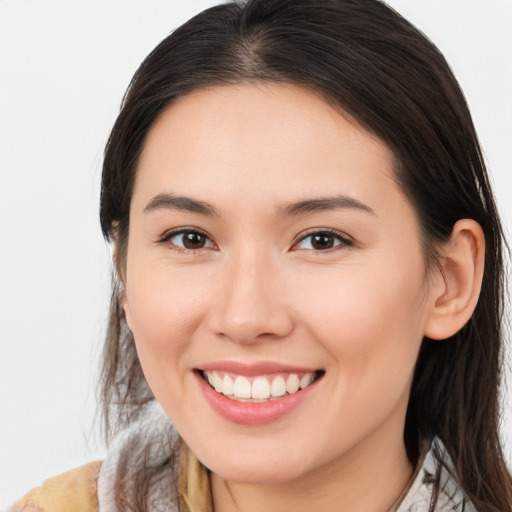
[{"x1": 99, "y1": 0, "x2": 512, "y2": 510}]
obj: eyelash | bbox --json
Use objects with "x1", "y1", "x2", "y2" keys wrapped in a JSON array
[
  {"x1": 157, "y1": 228, "x2": 353, "y2": 254},
  {"x1": 291, "y1": 229, "x2": 353, "y2": 253},
  {"x1": 158, "y1": 228, "x2": 216, "y2": 254}
]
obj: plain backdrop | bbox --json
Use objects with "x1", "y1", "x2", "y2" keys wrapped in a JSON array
[{"x1": 1, "y1": 0, "x2": 511, "y2": 507}]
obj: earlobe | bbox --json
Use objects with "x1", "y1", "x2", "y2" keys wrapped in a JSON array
[{"x1": 423, "y1": 219, "x2": 485, "y2": 340}]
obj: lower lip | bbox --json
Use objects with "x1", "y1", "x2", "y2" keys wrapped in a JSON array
[{"x1": 194, "y1": 371, "x2": 321, "y2": 425}]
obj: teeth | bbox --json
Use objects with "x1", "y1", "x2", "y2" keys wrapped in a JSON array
[
  {"x1": 212, "y1": 371, "x2": 223, "y2": 392},
  {"x1": 204, "y1": 370, "x2": 319, "y2": 400},
  {"x1": 271, "y1": 376, "x2": 286, "y2": 397},
  {"x1": 252, "y1": 377, "x2": 271, "y2": 399},
  {"x1": 286, "y1": 374, "x2": 300, "y2": 394},
  {"x1": 300, "y1": 373, "x2": 314, "y2": 389},
  {"x1": 233, "y1": 376, "x2": 252, "y2": 398},
  {"x1": 207, "y1": 371, "x2": 223, "y2": 392},
  {"x1": 221, "y1": 374, "x2": 234, "y2": 396}
]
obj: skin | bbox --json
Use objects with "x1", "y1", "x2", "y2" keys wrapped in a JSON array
[{"x1": 122, "y1": 83, "x2": 483, "y2": 512}]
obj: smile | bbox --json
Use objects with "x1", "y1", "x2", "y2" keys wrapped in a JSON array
[
  {"x1": 202, "y1": 370, "x2": 319, "y2": 402},
  {"x1": 194, "y1": 363, "x2": 325, "y2": 424}
]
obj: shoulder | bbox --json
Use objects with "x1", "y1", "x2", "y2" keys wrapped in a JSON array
[
  {"x1": 9, "y1": 461, "x2": 101, "y2": 512},
  {"x1": 9, "y1": 403, "x2": 181, "y2": 512}
]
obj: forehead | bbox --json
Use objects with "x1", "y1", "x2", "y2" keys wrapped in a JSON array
[{"x1": 133, "y1": 82, "x2": 402, "y2": 215}]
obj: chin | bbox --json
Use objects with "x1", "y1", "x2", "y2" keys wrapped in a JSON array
[
  {"x1": 197, "y1": 440, "x2": 313, "y2": 485},
  {"x1": 209, "y1": 460, "x2": 306, "y2": 485}
]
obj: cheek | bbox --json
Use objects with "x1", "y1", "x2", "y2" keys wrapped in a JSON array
[
  {"x1": 123, "y1": 263, "x2": 215, "y2": 418},
  {"x1": 124, "y1": 262, "x2": 210, "y2": 370},
  {"x1": 293, "y1": 259, "x2": 427, "y2": 373},
  {"x1": 291, "y1": 262, "x2": 428, "y2": 443}
]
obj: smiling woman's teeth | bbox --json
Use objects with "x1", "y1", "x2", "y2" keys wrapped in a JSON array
[{"x1": 203, "y1": 371, "x2": 316, "y2": 401}]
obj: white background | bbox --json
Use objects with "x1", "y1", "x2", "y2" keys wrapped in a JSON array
[{"x1": 1, "y1": 0, "x2": 511, "y2": 507}]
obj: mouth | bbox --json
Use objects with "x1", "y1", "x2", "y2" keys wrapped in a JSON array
[{"x1": 197, "y1": 369, "x2": 325, "y2": 403}]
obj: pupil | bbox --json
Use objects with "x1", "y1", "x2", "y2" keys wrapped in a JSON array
[
  {"x1": 183, "y1": 232, "x2": 205, "y2": 249},
  {"x1": 312, "y1": 234, "x2": 334, "y2": 250}
]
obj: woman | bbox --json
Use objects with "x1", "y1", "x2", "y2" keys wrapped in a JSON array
[{"x1": 12, "y1": 0, "x2": 512, "y2": 511}]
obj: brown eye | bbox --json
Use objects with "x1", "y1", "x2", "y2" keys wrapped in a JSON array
[
  {"x1": 182, "y1": 232, "x2": 207, "y2": 249},
  {"x1": 311, "y1": 234, "x2": 336, "y2": 250},
  {"x1": 165, "y1": 229, "x2": 215, "y2": 251},
  {"x1": 294, "y1": 230, "x2": 352, "y2": 252}
]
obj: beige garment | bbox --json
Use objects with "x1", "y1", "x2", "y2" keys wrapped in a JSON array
[
  {"x1": 10, "y1": 445, "x2": 210, "y2": 512},
  {"x1": 10, "y1": 461, "x2": 101, "y2": 512},
  {"x1": 11, "y1": 438, "x2": 475, "y2": 512},
  {"x1": 178, "y1": 442, "x2": 213, "y2": 512}
]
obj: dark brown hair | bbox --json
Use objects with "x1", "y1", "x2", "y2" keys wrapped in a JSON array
[{"x1": 99, "y1": 0, "x2": 512, "y2": 510}]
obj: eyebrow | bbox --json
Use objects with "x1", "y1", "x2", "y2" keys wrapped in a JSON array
[
  {"x1": 277, "y1": 195, "x2": 375, "y2": 217},
  {"x1": 143, "y1": 193, "x2": 220, "y2": 216},
  {"x1": 143, "y1": 192, "x2": 374, "y2": 218}
]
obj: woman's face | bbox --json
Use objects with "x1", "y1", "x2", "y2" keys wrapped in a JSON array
[{"x1": 123, "y1": 83, "x2": 438, "y2": 484}]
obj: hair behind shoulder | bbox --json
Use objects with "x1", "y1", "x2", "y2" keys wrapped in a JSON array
[{"x1": 99, "y1": 1, "x2": 512, "y2": 510}]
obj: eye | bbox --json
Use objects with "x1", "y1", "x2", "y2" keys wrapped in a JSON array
[
  {"x1": 160, "y1": 229, "x2": 216, "y2": 251},
  {"x1": 292, "y1": 230, "x2": 352, "y2": 252}
]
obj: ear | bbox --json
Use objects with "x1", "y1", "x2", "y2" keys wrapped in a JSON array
[
  {"x1": 121, "y1": 288, "x2": 134, "y2": 332},
  {"x1": 112, "y1": 224, "x2": 131, "y2": 329},
  {"x1": 423, "y1": 219, "x2": 485, "y2": 340}
]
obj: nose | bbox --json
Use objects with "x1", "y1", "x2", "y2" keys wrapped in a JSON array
[{"x1": 208, "y1": 249, "x2": 294, "y2": 344}]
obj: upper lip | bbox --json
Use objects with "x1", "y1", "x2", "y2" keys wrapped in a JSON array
[{"x1": 197, "y1": 360, "x2": 321, "y2": 376}]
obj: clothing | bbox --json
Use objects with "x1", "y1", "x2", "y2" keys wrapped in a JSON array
[
  {"x1": 391, "y1": 441, "x2": 477, "y2": 511},
  {"x1": 9, "y1": 462, "x2": 101, "y2": 512},
  {"x1": 11, "y1": 402, "x2": 476, "y2": 512}
]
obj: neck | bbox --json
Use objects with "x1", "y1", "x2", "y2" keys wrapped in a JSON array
[{"x1": 211, "y1": 429, "x2": 413, "y2": 512}]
